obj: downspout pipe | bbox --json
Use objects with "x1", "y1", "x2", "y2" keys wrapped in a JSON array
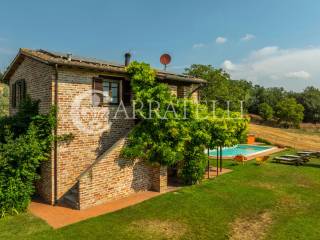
[{"x1": 53, "y1": 64, "x2": 58, "y2": 205}]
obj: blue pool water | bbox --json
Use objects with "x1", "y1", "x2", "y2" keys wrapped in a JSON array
[{"x1": 209, "y1": 144, "x2": 272, "y2": 158}]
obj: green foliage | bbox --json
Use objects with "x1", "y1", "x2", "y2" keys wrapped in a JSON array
[
  {"x1": 258, "y1": 103, "x2": 274, "y2": 121},
  {"x1": 0, "y1": 98, "x2": 56, "y2": 216},
  {"x1": 0, "y1": 97, "x2": 40, "y2": 143},
  {"x1": 122, "y1": 62, "x2": 248, "y2": 184},
  {"x1": 296, "y1": 87, "x2": 320, "y2": 123},
  {"x1": 248, "y1": 86, "x2": 286, "y2": 114},
  {"x1": 275, "y1": 98, "x2": 304, "y2": 128},
  {"x1": 0, "y1": 83, "x2": 9, "y2": 118},
  {"x1": 255, "y1": 137, "x2": 272, "y2": 145},
  {"x1": 184, "y1": 64, "x2": 320, "y2": 125},
  {"x1": 184, "y1": 65, "x2": 252, "y2": 111}
]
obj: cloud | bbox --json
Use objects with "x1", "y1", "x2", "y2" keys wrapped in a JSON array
[
  {"x1": 241, "y1": 34, "x2": 255, "y2": 41},
  {"x1": 285, "y1": 71, "x2": 311, "y2": 80},
  {"x1": 192, "y1": 43, "x2": 205, "y2": 49},
  {"x1": 222, "y1": 60, "x2": 236, "y2": 71},
  {"x1": 221, "y1": 46, "x2": 320, "y2": 90},
  {"x1": 250, "y1": 46, "x2": 279, "y2": 58},
  {"x1": 215, "y1": 37, "x2": 227, "y2": 44}
]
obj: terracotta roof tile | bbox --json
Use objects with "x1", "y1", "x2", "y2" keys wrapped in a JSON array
[{"x1": 4, "y1": 48, "x2": 207, "y2": 84}]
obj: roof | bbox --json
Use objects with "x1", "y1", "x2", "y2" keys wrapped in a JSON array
[{"x1": 3, "y1": 48, "x2": 206, "y2": 84}]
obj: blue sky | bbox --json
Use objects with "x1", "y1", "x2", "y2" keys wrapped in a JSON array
[{"x1": 1, "y1": 0, "x2": 320, "y2": 91}]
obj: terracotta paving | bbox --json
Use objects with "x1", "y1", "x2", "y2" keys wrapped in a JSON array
[
  {"x1": 204, "y1": 167, "x2": 233, "y2": 178},
  {"x1": 29, "y1": 168, "x2": 233, "y2": 229},
  {"x1": 29, "y1": 191, "x2": 162, "y2": 229}
]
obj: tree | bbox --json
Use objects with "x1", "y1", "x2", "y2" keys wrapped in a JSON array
[
  {"x1": 258, "y1": 103, "x2": 274, "y2": 121},
  {"x1": 184, "y1": 65, "x2": 252, "y2": 112},
  {"x1": 297, "y1": 87, "x2": 320, "y2": 123},
  {"x1": 122, "y1": 62, "x2": 248, "y2": 184},
  {"x1": 275, "y1": 98, "x2": 304, "y2": 128},
  {"x1": 248, "y1": 86, "x2": 286, "y2": 114}
]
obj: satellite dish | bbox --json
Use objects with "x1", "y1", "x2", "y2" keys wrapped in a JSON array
[{"x1": 160, "y1": 53, "x2": 171, "y2": 71}]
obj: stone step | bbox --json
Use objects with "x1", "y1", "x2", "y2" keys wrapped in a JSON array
[
  {"x1": 70, "y1": 187, "x2": 78, "y2": 195},
  {"x1": 62, "y1": 193, "x2": 79, "y2": 209}
]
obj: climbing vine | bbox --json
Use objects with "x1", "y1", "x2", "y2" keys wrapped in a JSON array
[
  {"x1": 122, "y1": 62, "x2": 248, "y2": 184},
  {"x1": 0, "y1": 97, "x2": 73, "y2": 217}
]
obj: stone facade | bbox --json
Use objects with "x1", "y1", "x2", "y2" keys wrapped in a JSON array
[{"x1": 7, "y1": 56, "x2": 200, "y2": 209}]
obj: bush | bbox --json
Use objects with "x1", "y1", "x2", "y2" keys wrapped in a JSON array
[
  {"x1": 255, "y1": 137, "x2": 272, "y2": 145},
  {"x1": 0, "y1": 83, "x2": 9, "y2": 117},
  {"x1": 258, "y1": 103, "x2": 274, "y2": 121},
  {"x1": 180, "y1": 151, "x2": 207, "y2": 184},
  {"x1": 0, "y1": 98, "x2": 55, "y2": 217},
  {"x1": 0, "y1": 125, "x2": 48, "y2": 216},
  {"x1": 0, "y1": 97, "x2": 40, "y2": 143}
]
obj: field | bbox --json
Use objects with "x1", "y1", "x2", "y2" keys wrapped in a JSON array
[
  {"x1": 1, "y1": 150, "x2": 320, "y2": 240},
  {"x1": 249, "y1": 123, "x2": 320, "y2": 151}
]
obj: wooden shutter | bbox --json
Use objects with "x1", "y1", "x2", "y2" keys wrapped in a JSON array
[
  {"x1": 12, "y1": 83, "x2": 16, "y2": 108},
  {"x1": 177, "y1": 85, "x2": 185, "y2": 98},
  {"x1": 92, "y1": 78, "x2": 103, "y2": 106},
  {"x1": 122, "y1": 80, "x2": 131, "y2": 106}
]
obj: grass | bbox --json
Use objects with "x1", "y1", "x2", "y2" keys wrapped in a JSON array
[
  {"x1": 249, "y1": 123, "x2": 320, "y2": 150},
  {"x1": 1, "y1": 149, "x2": 320, "y2": 239},
  {"x1": 286, "y1": 128, "x2": 320, "y2": 137}
]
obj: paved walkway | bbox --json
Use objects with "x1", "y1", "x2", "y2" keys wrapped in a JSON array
[
  {"x1": 29, "y1": 168, "x2": 232, "y2": 229},
  {"x1": 29, "y1": 191, "x2": 162, "y2": 229}
]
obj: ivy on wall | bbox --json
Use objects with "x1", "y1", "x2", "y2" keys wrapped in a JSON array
[{"x1": 122, "y1": 62, "x2": 248, "y2": 184}]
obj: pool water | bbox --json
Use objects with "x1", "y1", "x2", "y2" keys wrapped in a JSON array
[{"x1": 209, "y1": 144, "x2": 272, "y2": 158}]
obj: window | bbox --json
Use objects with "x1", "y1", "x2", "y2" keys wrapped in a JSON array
[
  {"x1": 103, "y1": 80, "x2": 119, "y2": 104},
  {"x1": 92, "y1": 77, "x2": 120, "y2": 106},
  {"x1": 177, "y1": 85, "x2": 186, "y2": 98},
  {"x1": 12, "y1": 79, "x2": 26, "y2": 108}
]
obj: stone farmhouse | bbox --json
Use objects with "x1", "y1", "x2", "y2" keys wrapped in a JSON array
[{"x1": 3, "y1": 49, "x2": 206, "y2": 209}]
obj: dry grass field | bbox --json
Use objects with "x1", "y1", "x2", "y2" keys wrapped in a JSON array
[{"x1": 249, "y1": 123, "x2": 320, "y2": 151}]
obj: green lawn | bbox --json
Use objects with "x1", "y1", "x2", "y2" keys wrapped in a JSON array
[{"x1": 1, "y1": 149, "x2": 320, "y2": 240}]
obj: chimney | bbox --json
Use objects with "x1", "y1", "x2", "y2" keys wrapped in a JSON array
[
  {"x1": 124, "y1": 52, "x2": 131, "y2": 66},
  {"x1": 66, "y1": 53, "x2": 72, "y2": 61}
]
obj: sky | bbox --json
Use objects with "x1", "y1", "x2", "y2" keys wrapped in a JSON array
[{"x1": 1, "y1": 0, "x2": 320, "y2": 91}]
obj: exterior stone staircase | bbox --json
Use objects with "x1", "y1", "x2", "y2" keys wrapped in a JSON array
[{"x1": 59, "y1": 183, "x2": 79, "y2": 209}]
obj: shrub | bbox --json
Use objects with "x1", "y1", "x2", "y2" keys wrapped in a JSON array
[
  {"x1": 0, "y1": 99, "x2": 55, "y2": 217},
  {"x1": 255, "y1": 137, "x2": 272, "y2": 145},
  {"x1": 0, "y1": 83, "x2": 9, "y2": 117},
  {"x1": 0, "y1": 125, "x2": 48, "y2": 216},
  {"x1": 258, "y1": 103, "x2": 274, "y2": 121}
]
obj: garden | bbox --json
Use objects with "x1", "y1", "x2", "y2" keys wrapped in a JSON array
[{"x1": 1, "y1": 149, "x2": 320, "y2": 240}]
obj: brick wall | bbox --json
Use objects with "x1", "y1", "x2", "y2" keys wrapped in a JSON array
[
  {"x1": 8, "y1": 57, "x2": 55, "y2": 204},
  {"x1": 56, "y1": 67, "x2": 170, "y2": 209},
  {"x1": 9, "y1": 58, "x2": 54, "y2": 115},
  {"x1": 7, "y1": 59, "x2": 199, "y2": 209},
  {"x1": 55, "y1": 68, "x2": 134, "y2": 201}
]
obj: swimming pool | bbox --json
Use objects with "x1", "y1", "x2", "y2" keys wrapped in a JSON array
[{"x1": 209, "y1": 144, "x2": 273, "y2": 158}]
